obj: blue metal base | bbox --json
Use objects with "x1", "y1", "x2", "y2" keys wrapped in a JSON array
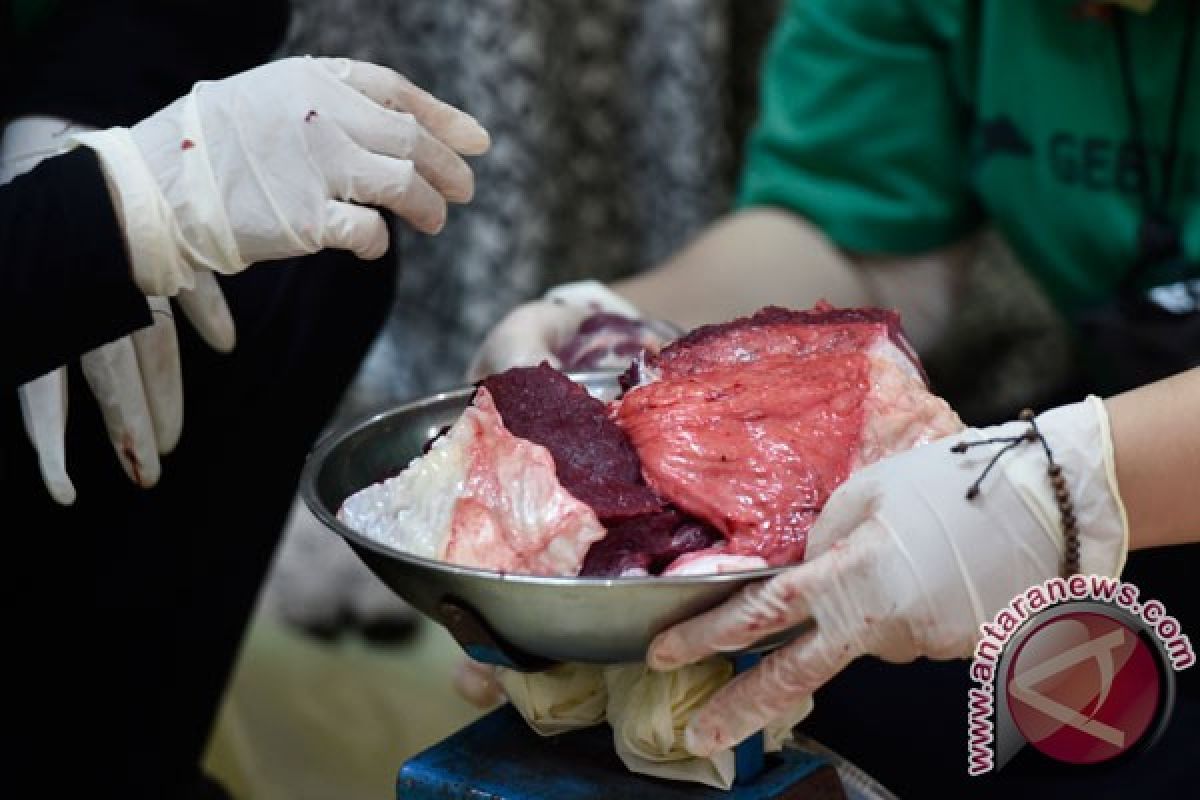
[{"x1": 398, "y1": 705, "x2": 843, "y2": 799}]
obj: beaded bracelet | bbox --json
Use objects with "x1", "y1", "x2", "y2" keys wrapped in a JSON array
[{"x1": 951, "y1": 409, "x2": 1080, "y2": 577}]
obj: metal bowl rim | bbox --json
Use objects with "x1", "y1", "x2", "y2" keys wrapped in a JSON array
[{"x1": 299, "y1": 372, "x2": 787, "y2": 589}]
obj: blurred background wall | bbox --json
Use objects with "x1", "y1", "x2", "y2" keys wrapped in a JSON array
[{"x1": 287, "y1": 0, "x2": 783, "y2": 413}]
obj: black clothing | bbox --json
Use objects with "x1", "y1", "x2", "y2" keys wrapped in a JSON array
[
  {"x1": 2, "y1": 0, "x2": 290, "y2": 129},
  {"x1": 5, "y1": 249, "x2": 395, "y2": 797},
  {"x1": 0, "y1": 148, "x2": 152, "y2": 387},
  {"x1": 2, "y1": 2, "x2": 398, "y2": 797}
]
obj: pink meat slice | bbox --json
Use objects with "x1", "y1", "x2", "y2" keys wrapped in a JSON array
[
  {"x1": 443, "y1": 389, "x2": 608, "y2": 574},
  {"x1": 618, "y1": 304, "x2": 961, "y2": 566},
  {"x1": 338, "y1": 387, "x2": 606, "y2": 576},
  {"x1": 481, "y1": 364, "x2": 662, "y2": 521}
]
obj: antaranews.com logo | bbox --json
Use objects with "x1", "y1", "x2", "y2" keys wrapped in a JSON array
[{"x1": 967, "y1": 574, "x2": 1194, "y2": 775}]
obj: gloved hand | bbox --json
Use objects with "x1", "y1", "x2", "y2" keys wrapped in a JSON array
[
  {"x1": 2, "y1": 117, "x2": 235, "y2": 503},
  {"x1": 73, "y1": 56, "x2": 490, "y2": 297},
  {"x1": 454, "y1": 657, "x2": 506, "y2": 708},
  {"x1": 646, "y1": 396, "x2": 1129, "y2": 757},
  {"x1": 467, "y1": 280, "x2": 675, "y2": 380}
]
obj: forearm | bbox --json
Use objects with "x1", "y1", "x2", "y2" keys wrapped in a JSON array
[
  {"x1": 0, "y1": 148, "x2": 151, "y2": 388},
  {"x1": 1106, "y1": 368, "x2": 1200, "y2": 550},
  {"x1": 612, "y1": 208, "x2": 969, "y2": 352},
  {"x1": 614, "y1": 209, "x2": 872, "y2": 331}
]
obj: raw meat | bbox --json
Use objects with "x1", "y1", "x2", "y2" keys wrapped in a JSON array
[
  {"x1": 481, "y1": 364, "x2": 662, "y2": 521},
  {"x1": 578, "y1": 511, "x2": 722, "y2": 577},
  {"x1": 341, "y1": 303, "x2": 960, "y2": 578},
  {"x1": 643, "y1": 304, "x2": 922, "y2": 383},
  {"x1": 338, "y1": 387, "x2": 606, "y2": 575},
  {"x1": 617, "y1": 304, "x2": 961, "y2": 566},
  {"x1": 482, "y1": 365, "x2": 715, "y2": 576}
]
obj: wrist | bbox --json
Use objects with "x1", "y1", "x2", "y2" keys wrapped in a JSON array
[
  {"x1": 72, "y1": 127, "x2": 197, "y2": 297},
  {"x1": 1004, "y1": 397, "x2": 1129, "y2": 577}
]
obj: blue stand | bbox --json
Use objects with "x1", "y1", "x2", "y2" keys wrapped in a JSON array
[
  {"x1": 732, "y1": 654, "x2": 766, "y2": 785},
  {"x1": 397, "y1": 705, "x2": 843, "y2": 799}
]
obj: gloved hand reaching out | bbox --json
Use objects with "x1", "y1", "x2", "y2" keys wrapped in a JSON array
[
  {"x1": 2, "y1": 117, "x2": 235, "y2": 502},
  {"x1": 9, "y1": 57, "x2": 487, "y2": 502},
  {"x1": 646, "y1": 396, "x2": 1129, "y2": 757},
  {"x1": 468, "y1": 280, "x2": 677, "y2": 380},
  {"x1": 74, "y1": 56, "x2": 490, "y2": 297}
]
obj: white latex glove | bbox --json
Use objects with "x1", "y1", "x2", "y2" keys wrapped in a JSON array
[
  {"x1": 467, "y1": 280, "x2": 658, "y2": 380},
  {"x1": 647, "y1": 396, "x2": 1129, "y2": 757},
  {"x1": 2, "y1": 117, "x2": 235, "y2": 502},
  {"x1": 497, "y1": 663, "x2": 608, "y2": 735},
  {"x1": 72, "y1": 56, "x2": 489, "y2": 297}
]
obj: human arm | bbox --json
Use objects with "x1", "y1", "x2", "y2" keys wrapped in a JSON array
[
  {"x1": 1107, "y1": 367, "x2": 1200, "y2": 549},
  {"x1": 612, "y1": 208, "x2": 971, "y2": 353},
  {"x1": 3, "y1": 55, "x2": 488, "y2": 387},
  {"x1": 471, "y1": 0, "x2": 978, "y2": 375},
  {"x1": 645, "y1": 370, "x2": 1198, "y2": 755},
  {"x1": 0, "y1": 148, "x2": 153, "y2": 388}
]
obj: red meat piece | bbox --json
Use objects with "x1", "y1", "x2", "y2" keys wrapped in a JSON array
[
  {"x1": 481, "y1": 364, "x2": 663, "y2": 520},
  {"x1": 618, "y1": 352, "x2": 868, "y2": 565},
  {"x1": 647, "y1": 302, "x2": 923, "y2": 383},
  {"x1": 579, "y1": 510, "x2": 722, "y2": 577},
  {"x1": 617, "y1": 303, "x2": 960, "y2": 566}
]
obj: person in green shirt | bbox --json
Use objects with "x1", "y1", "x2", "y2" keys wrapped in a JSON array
[{"x1": 472, "y1": 0, "x2": 1198, "y2": 794}]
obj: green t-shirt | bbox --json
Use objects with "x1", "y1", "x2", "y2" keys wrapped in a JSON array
[{"x1": 737, "y1": 0, "x2": 1199, "y2": 314}]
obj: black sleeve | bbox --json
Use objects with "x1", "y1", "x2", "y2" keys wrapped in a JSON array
[
  {"x1": 3, "y1": 0, "x2": 290, "y2": 127},
  {"x1": 0, "y1": 147, "x2": 152, "y2": 389}
]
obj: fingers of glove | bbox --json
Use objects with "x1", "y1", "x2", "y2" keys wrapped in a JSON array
[
  {"x1": 177, "y1": 270, "x2": 236, "y2": 353},
  {"x1": 466, "y1": 302, "x2": 587, "y2": 381},
  {"x1": 683, "y1": 628, "x2": 858, "y2": 757},
  {"x1": 332, "y1": 151, "x2": 446, "y2": 235},
  {"x1": 327, "y1": 104, "x2": 475, "y2": 203},
  {"x1": 648, "y1": 568, "x2": 816, "y2": 671},
  {"x1": 80, "y1": 338, "x2": 161, "y2": 488},
  {"x1": 317, "y1": 57, "x2": 491, "y2": 155},
  {"x1": 454, "y1": 658, "x2": 506, "y2": 709},
  {"x1": 17, "y1": 369, "x2": 75, "y2": 505},
  {"x1": 132, "y1": 297, "x2": 184, "y2": 454},
  {"x1": 321, "y1": 200, "x2": 390, "y2": 260},
  {"x1": 405, "y1": 124, "x2": 474, "y2": 202}
]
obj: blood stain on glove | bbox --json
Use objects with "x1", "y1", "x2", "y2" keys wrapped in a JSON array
[{"x1": 121, "y1": 437, "x2": 144, "y2": 486}]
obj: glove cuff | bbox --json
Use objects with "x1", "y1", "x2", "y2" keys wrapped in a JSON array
[
  {"x1": 543, "y1": 280, "x2": 643, "y2": 319},
  {"x1": 1007, "y1": 396, "x2": 1130, "y2": 578},
  {"x1": 71, "y1": 127, "x2": 197, "y2": 296}
]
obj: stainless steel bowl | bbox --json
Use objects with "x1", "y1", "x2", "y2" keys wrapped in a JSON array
[{"x1": 300, "y1": 373, "x2": 789, "y2": 668}]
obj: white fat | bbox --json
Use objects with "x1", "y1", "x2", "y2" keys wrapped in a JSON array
[
  {"x1": 337, "y1": 420, "x2": 470, "y2": 559},
  {"x1": 866, "y1": 336, "x2": 922, "y2": 383},
  {"x1": 662, "y1": 553, "x2": 770, "y2": 576}
]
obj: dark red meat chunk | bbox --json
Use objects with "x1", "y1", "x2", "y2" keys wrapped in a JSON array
[
  {"x1": 481, "y1": 363, "x2": 663, "y2": 520},
  {"x1": 579, "y1": 510, "x2": 721, "y2": 577}
]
